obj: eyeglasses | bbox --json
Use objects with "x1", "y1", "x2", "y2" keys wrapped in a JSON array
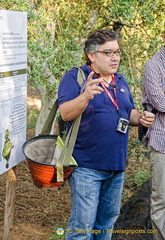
[{"x1": 96, "y1": 50, "x2": 121, "y2": 57}]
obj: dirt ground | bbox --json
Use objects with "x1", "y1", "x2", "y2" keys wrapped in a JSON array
[{"x1": 0, "y1": 161, "x2": 71, "y2": 240}]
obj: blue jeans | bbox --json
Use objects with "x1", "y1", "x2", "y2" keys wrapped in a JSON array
[{"x1": 65, "y1": 167, "x2": 124, "y2": 240}]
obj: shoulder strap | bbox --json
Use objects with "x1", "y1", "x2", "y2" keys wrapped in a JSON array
[
  {"x1": 40, "y1": 67, "x2": 86, "y2": 135},
  {"x1": 39, "y1": 67, "x2": 86, "y2": 181},
  {"x1": 76, "y1": 67, "x2": 86, "y2": 87},
  {"x1": 40, "y1": 99, "x2": 58, "y2": 135},
  {"x1": 55, "y1": 67, "x2": 86, "y2": 181}
]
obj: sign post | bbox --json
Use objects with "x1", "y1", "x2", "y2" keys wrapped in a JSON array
[{"x1": 3, "y1": 167, "x2": 17, "y2": 240}]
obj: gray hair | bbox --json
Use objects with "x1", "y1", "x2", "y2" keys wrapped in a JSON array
[{"x1": 84, "y1": 29, "x2": 120, "y2": 64}]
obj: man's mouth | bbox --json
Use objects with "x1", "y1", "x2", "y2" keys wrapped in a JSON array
[{"x1": 110, "y1": 64, "x2": 118, "y2": 68}]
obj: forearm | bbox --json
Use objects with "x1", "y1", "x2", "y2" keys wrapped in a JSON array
[
  {"x1": 129, "y1": 109, "x2": 155, "y2": 127},
  {"x1": 143, "y1": 67, "x2": 165, "y2": 112},
  {"x1": 59, "y1": 71, "x2": 104, "y2": 122},
  {"x1": 59, "y1": 92, "x2": 89, "y2": 121},
  {"x1": 129, "y1": 109, "x2": 141, "y2": 126}
]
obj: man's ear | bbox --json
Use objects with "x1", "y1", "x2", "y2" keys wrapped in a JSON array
[{"x1": 87, "y1": 53, "x2": 95, "y2": 63}]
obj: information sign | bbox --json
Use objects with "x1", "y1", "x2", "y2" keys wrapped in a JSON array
[{"x1": 0, "y1": 10, "x2": 27, "y2": 174}]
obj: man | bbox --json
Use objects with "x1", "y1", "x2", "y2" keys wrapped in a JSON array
[
  {"x1": 142, "y1": 32, "x2": 165, "y2": 240},
  {"x1": 58, "y1": 29, "x2": 154, "y2": 240}
]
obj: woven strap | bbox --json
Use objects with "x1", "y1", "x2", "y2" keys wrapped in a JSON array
[
  {"x1": 39, "y1": 67, "x2": 86, "y2": 181},
  {"x1": 56, "y1": 114, "x2": 82, "y2": 181},
  {"x1": 40, "y1": 67, "x2": 85, "y2": 135},
  {"x1": 56, "y1": 67, "x2": 86, "y2": 181},
  {"x1": 40, "y1": 99, "x2": 58, "y2": 135}
]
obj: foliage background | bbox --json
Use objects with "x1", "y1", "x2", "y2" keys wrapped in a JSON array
[{"x1": 1, "y1": 0, "x2": 164, "y2": 104}]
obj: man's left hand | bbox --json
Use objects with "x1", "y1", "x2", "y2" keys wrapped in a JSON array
[{"x1": 140, "y1": 111, "x2": 155, "y2": 127}]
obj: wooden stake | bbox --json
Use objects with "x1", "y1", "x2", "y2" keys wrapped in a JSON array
[{"x1": 3, "y1": 167, "x2": 17, "y2": 240}]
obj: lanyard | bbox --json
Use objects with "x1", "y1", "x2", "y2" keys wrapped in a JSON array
[
  {"x1": 92, "y1": 69, "x2": 119, "y2": 111},
  {"x1": 101, "y1": 76, "x2": 119, "y2": 111}
]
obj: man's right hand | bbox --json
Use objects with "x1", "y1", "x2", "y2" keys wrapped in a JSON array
[{"x1": 83, "y1": 71, "x2": 104, "y2": 100}]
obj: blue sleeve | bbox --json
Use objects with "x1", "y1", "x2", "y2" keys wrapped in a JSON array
[
  {"x1": 118, "y1": 73, "x2": 135, "y2": 109},
  {"x1": 58, "y1": 68, "x2": 80, "y2": 106}
]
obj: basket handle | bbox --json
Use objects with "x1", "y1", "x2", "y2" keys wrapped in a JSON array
[
  {"x1": 56, "y1": 67, "x2": 86, "y2": 182},
  {"x1": 56, "y1": 114, "x2": 82, "y2": 181},
  {"x1": 40, "y1": 67, "x2": 86, "y2": 182},
  {"x1": 40, "y1": 67, "x2": 86, "y2": 135}
]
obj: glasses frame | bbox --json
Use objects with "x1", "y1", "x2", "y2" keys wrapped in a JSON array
[{"x1": 96, "y1": 50, "x2": 121, "y2": 57}]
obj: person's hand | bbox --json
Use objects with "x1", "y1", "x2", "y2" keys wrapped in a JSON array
[
  {"x1": 140, "y1": 111, "x2": 155, "y2": 127},
  {"x1": 83, "y1": 71, "x2": 104, "y2": 100}
]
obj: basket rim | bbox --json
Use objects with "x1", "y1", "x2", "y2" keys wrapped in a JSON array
[
  {"x1": 22, "y1": 134, "x2": 58, "y2": 149},
  {"x1": 26, "y1": 157, "x2": 77, "y2": 167},
  {"x1": 22, "y1": 134, "x2": 77, "y2": 167},
  {"x1": 22, "y1": 134, "x2": 58, "y2": 166}
]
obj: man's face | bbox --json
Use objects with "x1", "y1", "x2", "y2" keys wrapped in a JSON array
[{"x1": 88, "y1": 40, "x2": 120, "y2": 77}]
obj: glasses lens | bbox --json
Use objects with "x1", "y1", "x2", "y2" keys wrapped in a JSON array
[
  {"x1": 96, "y1": 50, "x2": 121, "y2": 57},
  {"x1": 106, "y1": 51, "x2": 121, "y2": 57}
]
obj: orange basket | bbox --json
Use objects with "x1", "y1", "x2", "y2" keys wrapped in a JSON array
[{"x1": 22, "y1": 135, "x2": 76, "y2": 189}]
